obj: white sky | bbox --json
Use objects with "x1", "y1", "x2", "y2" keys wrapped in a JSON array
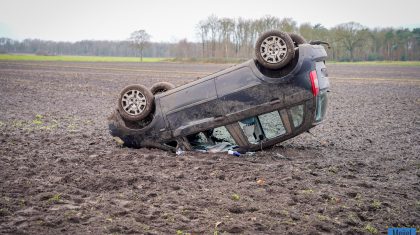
[{"x1": 0, "y1": 0, "x2": 419, "y2": 42}]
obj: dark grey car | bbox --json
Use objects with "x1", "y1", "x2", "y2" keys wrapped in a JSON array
[{"x1": 108, "y1": 31, "x2": 330, "y2": 153}]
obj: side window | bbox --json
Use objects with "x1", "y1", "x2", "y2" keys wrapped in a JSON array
[
  {"x1": 212, "y1": 126, "x2": 236, "y2": 144},
  {"x1": 186, "y1": 132, "x2": 209, "y2": 149},
  {"x1": 289, "y1": 104, "x2": 304, "y2": 128},
  {"x1": 238, "y1": 111, "x2": 286, "y2": 144},
  {"x1": 259, "y1": 111, "x2": 286, "y2": 138},
  {"x1": 238, "y1": 117, "x2": 260, "y2": 144},
  {"x1": 187, "y1": 127, "x2": 237, "y2": 151}
]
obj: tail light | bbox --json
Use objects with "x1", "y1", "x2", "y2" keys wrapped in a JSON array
[{"x1": 309, "y1": 70, "x2": 319, "y2": 96}]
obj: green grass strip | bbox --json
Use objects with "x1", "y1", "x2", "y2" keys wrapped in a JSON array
[
  {"x1": 0, "y1": 54, "x2": 169, "y2": 62},
  {"x1": 328, "y1": 61, "x2": 420, "y2": 67}
]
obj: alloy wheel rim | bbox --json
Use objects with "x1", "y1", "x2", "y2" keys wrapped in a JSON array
[
  {"x1": 260, "y1": 35, "x2": 288, "y2": 64},
  {"x1": 121, "y1": 89, "x2": 147, "y2": 116}
]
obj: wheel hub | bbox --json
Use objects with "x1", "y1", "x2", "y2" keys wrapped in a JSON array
[
  {"x1": 260, "y1": 36, "x2": 288, "y2": 64},
  {"x1": 121, "y1": 90, "x2": 147, "y2": 116}
]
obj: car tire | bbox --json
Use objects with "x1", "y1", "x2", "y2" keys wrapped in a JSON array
[
  {"x1": 255, "y1": 30, "x2": 295, "y2": 70},
  {"x1": 289, "y1": 33, "x2": 307, "y2": 47},
  {"x1": 118, "y1": 84, "x2": 154, "y2": 122},
  {"x1": 150, "y1": 82, "x2": 175, "y2": 95}
]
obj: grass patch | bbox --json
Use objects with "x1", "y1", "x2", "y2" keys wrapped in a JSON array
[
  {"x1": 231, "y1": 193, "x2": 240, "y2": 201},
  {"x1": 328, "y1": 166, "x2": 339, "y2": 174},
  {"x1": 316, "y1": 214, "x2": 330, "y2": 221},
  {"x1": 300, "y1": 189, "x2": 314, "y2": 195},
  {"x1": 24, "y1": 115, "x2": 85, "y2": 132},
  {"x1": 329, "y1": 61, "x2": 420, "y2": 67},
  {"x1": 0, "y1": 54, "x2": 169, "y2": 62},
  {"x1": 32, "y1": 114, "x2": 43, "y2": 125},
  {"x1": 48, "y1": 194, "x2": 61, "y2": 204},
  {"x1": 347, "y1": 213, "x2": 360, "y2": 225},
  {"x1": 176, "y1": 230, "x2": 191, "y2": 235},
  {"x1": 371, "y1": 199, "x2": 382, "y2": 210},
  {"x1": 364, "y1": 223, "x2": 378, "y2": 234},
  {"x1": 168, "y1": 57, "x2": 247, "y2": 64}
]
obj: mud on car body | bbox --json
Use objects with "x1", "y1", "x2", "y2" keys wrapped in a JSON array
[{"x1": 108, "y1": 30, "x2": 330, "y2": 152}]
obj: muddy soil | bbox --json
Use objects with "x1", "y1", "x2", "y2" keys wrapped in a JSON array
[{"x1": 0, "y1": 61, "x2": 419, "y2": 234}]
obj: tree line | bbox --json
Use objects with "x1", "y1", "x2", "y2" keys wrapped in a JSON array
[
  {"x1": 1, "y1": 15, "x2": 419, "y2": 61},
  {"x1": 0, "y1": 38, "x2": 173, "y2": 58},
  {"x1": 192, "y1": 15, "x2": 419, "y2": 61}
]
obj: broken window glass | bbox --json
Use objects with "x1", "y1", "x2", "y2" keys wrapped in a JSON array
[
  {"x1": 212, "y1": 126, "x2": 236, "y2": 145},
  {"x1": 239, "y1": 117, "x2": 264, "y2": 144},
  {"x1": 187, "y1": 127, "x2": 237, "y2": 152},
  {"x1": 258, "y1": 111, "x2": 286, "y2": 138},
  {"x1": 315, "y1": 93, "x2": 328, "y2": 122},
  {"x1": 186, "y1": 132, "x2": 209, "y2": 151},
  {"x1": 290, "y1": 104, "x2": 304, "y2": 127}
]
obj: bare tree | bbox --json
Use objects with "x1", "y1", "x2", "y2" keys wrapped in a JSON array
[
  {"x1": 299, "y1": 22, "x2": 314, "y2": 40},
  {"x1": 279, "y1": 18, "x2": 297, "y2": 32},
  {"x1": 129, "y1": 30, "x2": 151, "y2": 62},
  {"x1": 206, "y1": 15, "x2": 219, "y2": 57},
  {"x1": 196, "y1": 20, "x2": 209, "y2": 58},
  {"x1": 175, "y1": 39, "x2": 192, "y2": 58},
  {"x1": 233, "y1": 18, "x2": 245, "y2": 56},
  {"x1": 233, "y1": 18, "x2": 253, "y2": 57},
  {"x1": 260, "y1": 15, "x2": 281, "y2": 32},
  {"x1": 219, "y1": 18, "x2": 235, "y2": 58},
  {"x1": 334, "y1": 22, "x2": 368, "y2": 61}
]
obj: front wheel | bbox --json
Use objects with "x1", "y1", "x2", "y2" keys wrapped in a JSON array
[
  {"x1": 118, "y1": 84, "x2": 154, "y2": 122},
  {"x1": 150, "y1": 82, "x2": 175, "y2": 95},
  {"x1": 255, "y1": 30, "x2": 295, "y2": 70}
]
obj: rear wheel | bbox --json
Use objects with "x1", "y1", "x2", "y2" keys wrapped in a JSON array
[
  {"x1": 150, "y1": 82, "x2": 175, "y2": 95},
  {"x1": 118, "y1": 84, "x2": 154, "y2": 122},
  {"x1": 289, "y1": 33, "x2": 307, "y2": 47},
  {"x1": 255, "y1": 30, "x2": 295, "y2": 70}
]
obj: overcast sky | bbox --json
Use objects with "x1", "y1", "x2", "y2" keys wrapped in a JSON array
[{"x1": 0, "y1": 0, "x2": 419, "y2": 42}]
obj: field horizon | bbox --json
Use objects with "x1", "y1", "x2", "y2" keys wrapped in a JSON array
[{"x1": 1, "y1": 53, "x2": 420, "y2": 66}]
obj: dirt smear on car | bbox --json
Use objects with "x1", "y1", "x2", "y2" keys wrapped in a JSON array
[{"x1": 0, "y1": 61, "x2": 419, "y2": 234}]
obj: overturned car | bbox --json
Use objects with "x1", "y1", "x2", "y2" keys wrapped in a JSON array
[{"x1": 108, "y1": 30, "x2": 330, "y2": 153}]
